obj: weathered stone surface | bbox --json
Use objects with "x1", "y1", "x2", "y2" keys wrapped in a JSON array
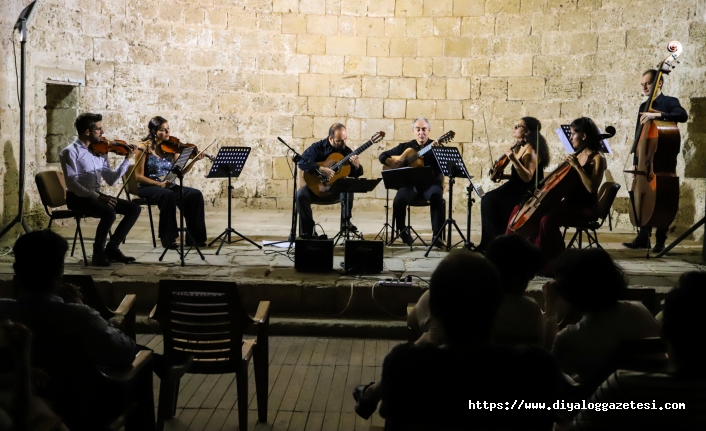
[{"x1": 1, "y1": 0, "x2": 705, "y2": 241}]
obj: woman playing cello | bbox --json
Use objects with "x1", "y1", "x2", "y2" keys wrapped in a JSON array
[
  {"x1": 133, "y1": 116, "x2": 208, "y2": 249},
  {"x1": 477, "y1": 117, "x2": 550, "y2": 252},
  {"x1": 507, "y1": 117, "x2": 606, "y2": 270}
]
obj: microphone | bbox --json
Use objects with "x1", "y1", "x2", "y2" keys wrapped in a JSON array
[{"x1": 278, "y1": 137, "x2": 288, "y2": 145}]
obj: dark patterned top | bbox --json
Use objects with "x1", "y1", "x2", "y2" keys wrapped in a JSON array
[{"x1": 141, "y1": 153, "x2": 173, "y2": 185}]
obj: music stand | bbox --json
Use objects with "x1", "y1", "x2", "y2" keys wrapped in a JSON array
[
  {"x1": 425, "y1": 147, "x2": 476, "y2": 257},
  {"x1": 159, "y1": 165, "x2": 205, "y2": 266},
  {"x1": 327, "y1": 178, "x2": 382, "y2": 245},
  {"x1": 379, "y1": 167, "x2": 435, "y2": 247},
  {"x1": 207, "y1": 147, "x2": 261, "y2": 255}
]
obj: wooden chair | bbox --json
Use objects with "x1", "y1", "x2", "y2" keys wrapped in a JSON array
[
  {"x1": 35, "y1": 170, "x2": 91, "y2": 266},
  {"x1": 151, "y1": 280, "x2": 270, "y2": 431},
  {"x1": 563, "y1": 182, "x2": 621, "y2": 249},
  {"x1": 62, "y1": 274, "x2": 137, "y2": 341},
  {"x1": 122, "y1": 169, "x2": 157, "y2": 247}
]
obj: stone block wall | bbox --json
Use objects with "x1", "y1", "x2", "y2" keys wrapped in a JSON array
[{"x1": 1, "y1": 0, "x2": 705, "y2": 239}]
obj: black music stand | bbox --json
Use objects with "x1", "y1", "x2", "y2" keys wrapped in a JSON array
[
  {"x1": 328, "y1": 178, "x2": 382, "y2": 245},
  {"x1": 425, "y1": 147, "x2": 474, "y2": 257},
  {"x1": 379, "y1": 167, "x2": 435, "y2": 247},
  {"x1": 159, "y1": 165, "x2": 205, "y2": 266},
  {"x1": 207, "y1": 147, "x2": 261, "y2": 255}
]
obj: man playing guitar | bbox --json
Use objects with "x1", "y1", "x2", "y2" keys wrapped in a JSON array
[
  {"x1": 379, "y1": 118, "x2": 444, "y2": 247},
  {"x1": 296, "y1": 123, "x2": 362, "y2": 239}
]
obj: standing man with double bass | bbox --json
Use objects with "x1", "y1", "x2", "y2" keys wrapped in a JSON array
[{"x1": 623, "y1": 69, "x2": 688, "y2": 253}]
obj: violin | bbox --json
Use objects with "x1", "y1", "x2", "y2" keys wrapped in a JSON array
[
  {"x1": 625, "y1": 41, "x2": 683, "y2": 232},
  {"x1": 88, "y1": 138, "x2": 137, "y2": 156},
  {"x1": 161, "y1": 136, "x2": 199, "y2": 159},
  {"x1": 489, "y1": 141, "x2": 524, "y2": 183}
]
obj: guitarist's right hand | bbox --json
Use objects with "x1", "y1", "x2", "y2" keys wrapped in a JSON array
[
  {"x1": 319, "y1": 167, "x2": 335, "y2": 180},
  {"x1": 386, "y1": 158, "x2": 404, "y2": 169}
]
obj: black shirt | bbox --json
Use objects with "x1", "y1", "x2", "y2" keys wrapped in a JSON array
[
  {"x1": 379, "y1": 342, "x2": 561, "y2": 431},
  {"x1": 297, "y1": 138, "x2": 364, "y2": 178},
  {"x1": 379, "y1": 139, "x2": 443, "y2": 177}
]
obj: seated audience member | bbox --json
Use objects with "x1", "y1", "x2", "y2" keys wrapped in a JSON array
[
  {"x1": 485, "y1": 235, "x2": 546, "y2": 347},
  {"x1": 378, "y1": 251, "x2": 561, "y2": 431},
  {"x1": 0, "y1": 230, "x2": 151, "y2": 431},
  {"x1": 353, "y1": 286, "x2": 445, "y2": 420},
  {"x1": 565, "y1": 271, "x2": 706, "y2": 430},
  {"x1": 0, "y1": 320, "x2": 68, "y2": 431},
  {"x1": 544, "y1": 248, "x2": 660, "y2": 387}
]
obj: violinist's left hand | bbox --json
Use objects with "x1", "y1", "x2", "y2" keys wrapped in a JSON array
[
  {"x1": 124, "y1": 144, "x2": 135, "y2": 158},
  {"x1": 196, "y1": 152, "x2": 205, "y2": 161},
  {"x1": 639, "y1": 112, "x2": 661, "y2": 124},
  {"x1": 349, "y1": 154, "x2": 360, "y2": 168},
  {"x1": 506, "y1": 148, "x2": 518, "y2": 163},
  {"x1": 566, "y1": 153, "x2": 580, "y2": 169}
]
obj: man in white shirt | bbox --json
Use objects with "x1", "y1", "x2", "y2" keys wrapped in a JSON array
[{"x1": 59, "y1": 113, "x2": 140, "y2": 266}]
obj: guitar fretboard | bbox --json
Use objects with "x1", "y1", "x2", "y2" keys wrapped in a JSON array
[{"x1": 332, "y1": 139, "x2": 374, "y2": 172}]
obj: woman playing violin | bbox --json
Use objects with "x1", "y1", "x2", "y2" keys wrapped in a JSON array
[
  {"x1": 507, "y1": 117, "x2": 606, "y2": 269},
  {"x1": 477, "y1": 117, "x2": 549, "y2": 252},
  {"x1": 133, "y1": 116, "x2": 208, "y2": 249}
]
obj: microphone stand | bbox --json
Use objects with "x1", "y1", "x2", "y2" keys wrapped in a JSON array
[
  {"x1": 270, "y1": 137, "x2": 303, "y2": 254},
  {"x1": 0, "y1": 7, "x2": 35, "y2": 239}
]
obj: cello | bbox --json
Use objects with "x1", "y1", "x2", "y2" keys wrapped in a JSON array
[
  {"x1": 508, "y1": 125, "x2": 615, "y2": 237},
  {"x1": 625, "y1": 41, "x2": 683, "y2": 231}
]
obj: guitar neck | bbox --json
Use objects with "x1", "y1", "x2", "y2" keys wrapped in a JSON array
[
  {"x1": 333, "y1": 139, "x2": 373, "y2": 171},
  {"x1": 407, "y1": 142, "x2": 435, "y2": 164}
]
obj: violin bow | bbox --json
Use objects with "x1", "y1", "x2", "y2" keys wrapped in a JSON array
[
  {"x1": 535, "y1": 126, "x2": 540, "y2": 190},
  {"x1": 116, "y1": 141, "x2": 150, "y2": 199},
  {"x1": 183, "y1": 139, "x2": 218, "y2": 173},
  {"x1": 482, "y1": 112, "x2": 493, "y2": 173}
]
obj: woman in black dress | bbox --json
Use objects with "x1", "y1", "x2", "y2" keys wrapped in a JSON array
[{"x1": 477, "y1": 117, "x2": 550, "y2": 253}]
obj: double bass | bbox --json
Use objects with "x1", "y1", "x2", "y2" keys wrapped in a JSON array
[
  {"x1": 626, "y1": 41, "x2": 683, "y2": 230},
  {"x1": 508, "y1": 126, "x2": 615, "y2": 237}
]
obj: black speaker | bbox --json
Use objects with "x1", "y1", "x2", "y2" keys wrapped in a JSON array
[
  {"x1": 295, "y1": 239, "x2": 334, "y2": 272},
  {"x1": 344, "y1": 240, "x2": 384, "y2": 273}
]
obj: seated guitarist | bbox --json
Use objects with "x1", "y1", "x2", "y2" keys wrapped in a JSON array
[
  {"x1": 296, "y1": 123, "x2": 363, "y2": 239},
  {"x1": 379, "y1": 118, "x2": 444, "y2": 247}
]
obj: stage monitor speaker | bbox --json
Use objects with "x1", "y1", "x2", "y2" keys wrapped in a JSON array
[
  {"x1": 344, "y1": 240, "x2": 384, "y2": 273},
  {"x1": 295, "y1": 239, "x2": 334, "y2": 272}
]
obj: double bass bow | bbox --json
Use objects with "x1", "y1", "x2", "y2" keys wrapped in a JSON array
[
  {"x1": 509, "y1": 126, "x2": 615, "y2": 237},
  {"x1": 624, "y1": 41, "x2": 683, "y2": 233}
]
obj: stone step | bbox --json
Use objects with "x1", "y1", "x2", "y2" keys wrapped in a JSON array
[{"x1": 137, "y1": 313, "x2": 408, "y2": 340}]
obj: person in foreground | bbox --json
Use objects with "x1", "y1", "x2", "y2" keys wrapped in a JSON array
[
  {"x1": 563, "y1": 271, "x2": 706, "y2": 430},
  {"x1": 485, "y1": 235, "x2": 546, "y2": 347},
  {"x1": 0, "y1": 230, "x2": 153, "y2": 431},
  {"x1": 376, "y1": 251, "x2": 561, "y2": 430},
  {"x1": 543, "y1": 248, "x2": 660, "y2": 389}
]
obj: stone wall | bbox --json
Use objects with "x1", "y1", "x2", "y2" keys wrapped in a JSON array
[{"x1": 1, "y1": 0, "x2": 705, "y2": 240}]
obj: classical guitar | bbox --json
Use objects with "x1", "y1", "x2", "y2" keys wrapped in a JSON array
[
  {"x1": 381, "y1": 130, "x2": 455, "y2": 170},
  {"x1": 303, "y1": 131, "x2": 386, "y2": 197}
]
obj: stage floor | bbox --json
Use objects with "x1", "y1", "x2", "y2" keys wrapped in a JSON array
[{"x1": 1, "y1": 209, "x2": 704, "y2": 320}]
